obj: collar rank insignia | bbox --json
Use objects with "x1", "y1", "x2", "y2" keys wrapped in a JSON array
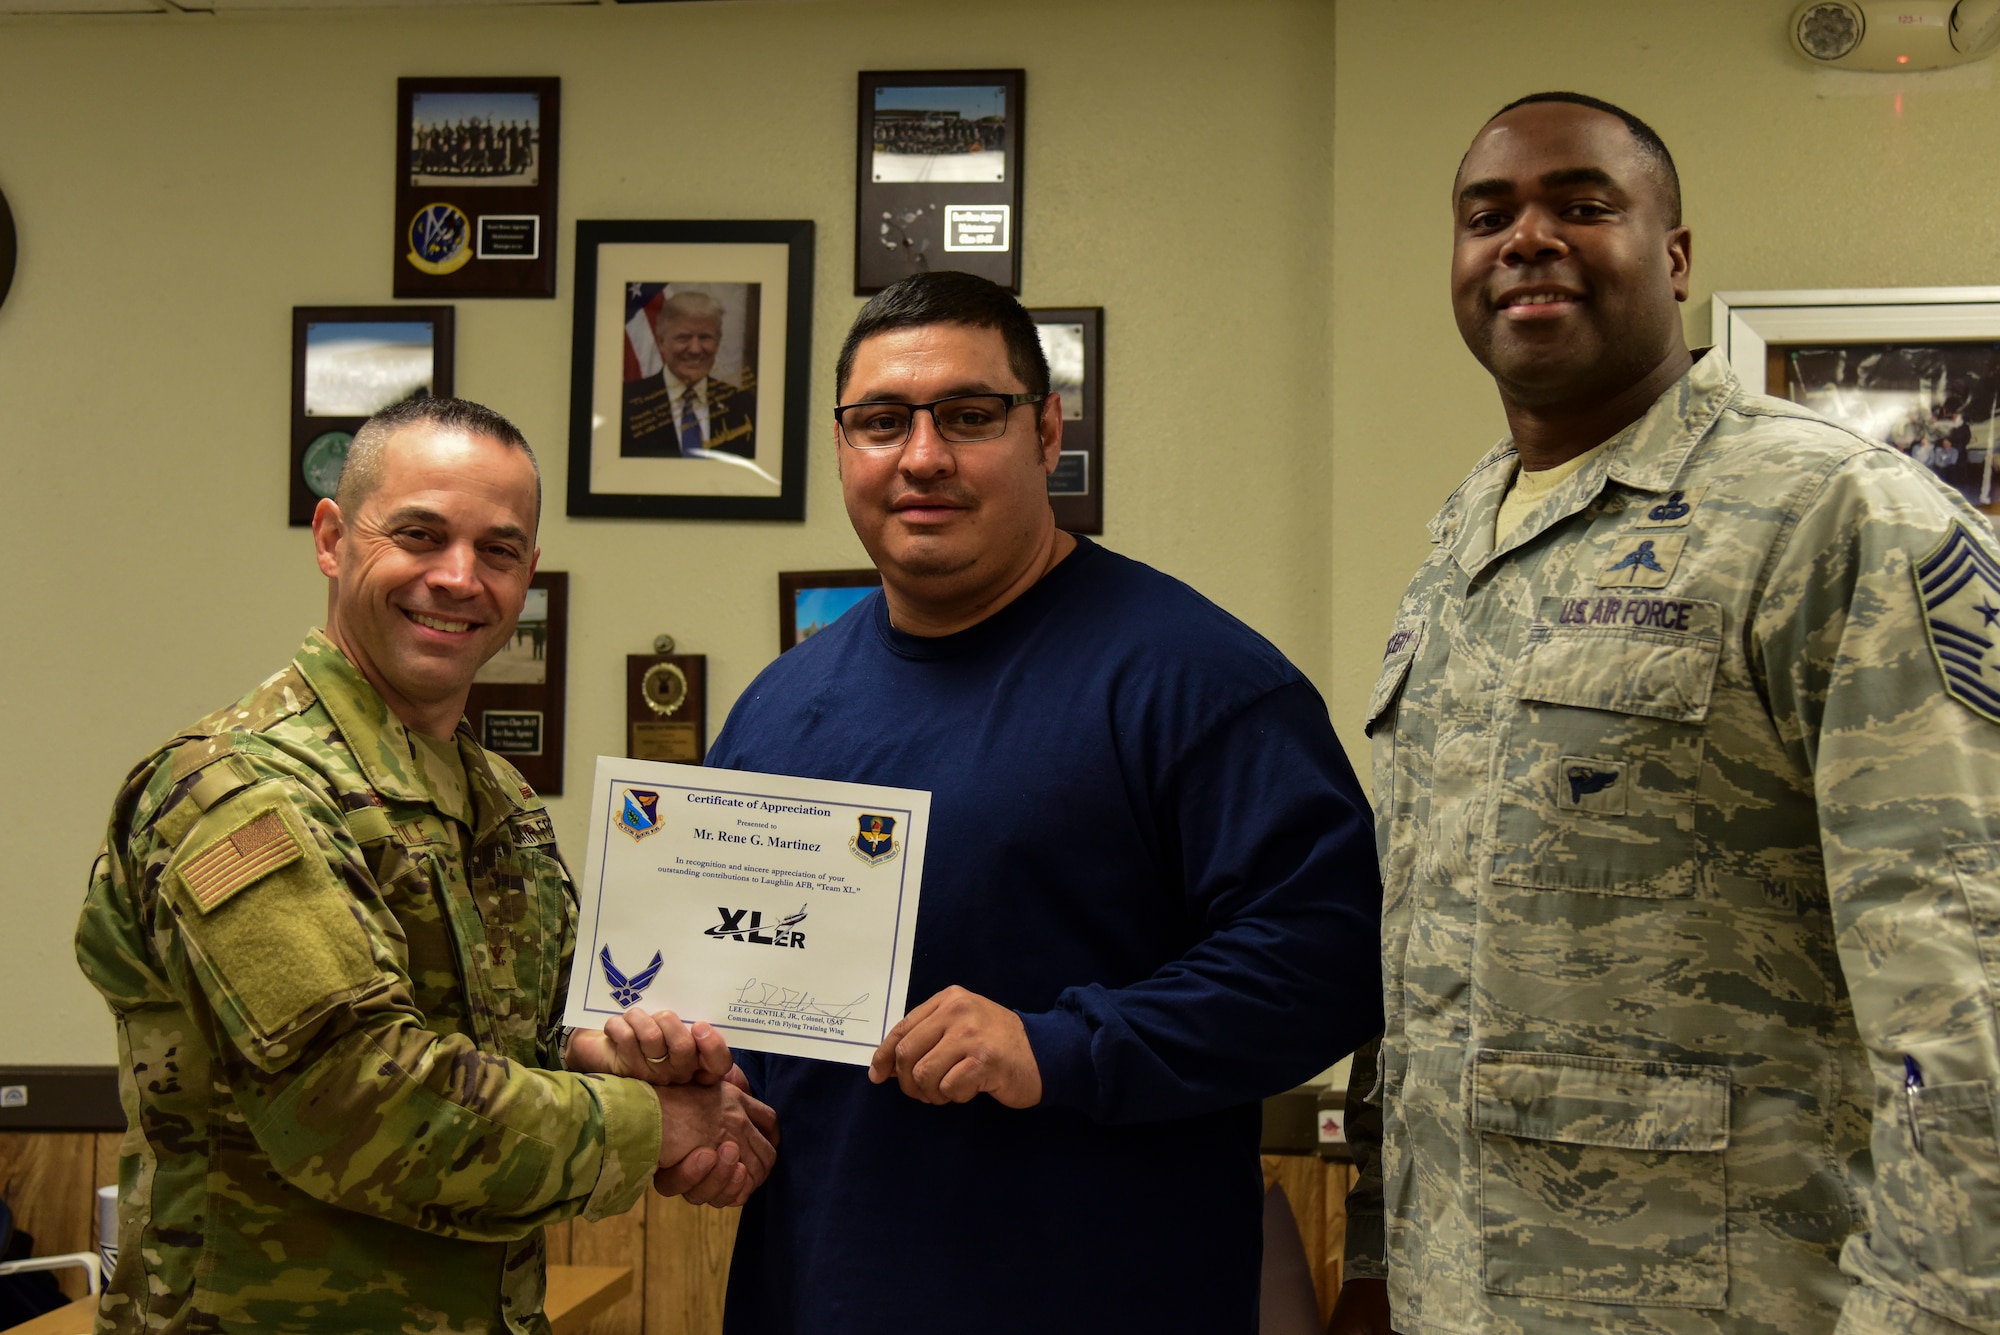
[
  {"x1": 618, "y1": 789, "x2": 662, "y2": 841},
  {"x1": 1917, "y1": 522, "x2": 2000, "y2": 724},
  {"x1": 849, "y1": 813, "x2": 899, "y2": 866},
  {"x1": 600, "y1": 946, "x2": 663, "y2": 1007}
]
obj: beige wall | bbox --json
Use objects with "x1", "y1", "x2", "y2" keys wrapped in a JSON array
[
  {"x1": 0, "y1": 0, "x2": 1336, "y2": 1063},
  {"x1": 11, "y1": 0, "x2": 2000, "y2": 1066}
]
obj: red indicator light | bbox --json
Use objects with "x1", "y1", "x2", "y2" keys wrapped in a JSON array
[{"x1": 1897, "y1": 54, "x2": 1910, "y2": 63}]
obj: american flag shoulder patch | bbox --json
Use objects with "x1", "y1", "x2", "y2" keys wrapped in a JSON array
[{"x1": 177, "y1": 806, "x2": 306, "y2": 914}]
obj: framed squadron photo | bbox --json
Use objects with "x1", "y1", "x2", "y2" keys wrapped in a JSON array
[
  {"x1": 567, "y1": 219, "x2": 814, "y2": 520},
  {"x1": 1714, "y1": 288, "x2": 2000, "y2": 533},
  {"x1": 289, "y1": 306, "x2": 453, "y2": 526},
  {"x1": 465, "y1": 571, "x2": 568, "y2": 795},
  {"x1": 394, "y1": 77, "x2": 560, "y2": 300},
  {"x1": 856, "y1": 69, "x2": 1023, "y2": 294},
  {"x1": 1030, "y1": 307, "x2": 1104, "y2": 534}
]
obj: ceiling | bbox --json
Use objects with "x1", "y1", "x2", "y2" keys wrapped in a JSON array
[{"x1": 0, "y1": 0, "x2": 751, "y2": 13}]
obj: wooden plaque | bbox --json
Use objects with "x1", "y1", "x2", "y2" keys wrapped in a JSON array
[{"x1": 626, "y1": 653, "x2": 707, "y2": 764}]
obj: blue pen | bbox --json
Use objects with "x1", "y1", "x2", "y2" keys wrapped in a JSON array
[{"x1": 1904, "y1": 1056, "x2": 1925, "y2": 1154}]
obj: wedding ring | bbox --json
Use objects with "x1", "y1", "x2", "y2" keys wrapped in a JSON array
[{"x1": 644, "y1": 1051, "x2": 671, "y2": 1065}]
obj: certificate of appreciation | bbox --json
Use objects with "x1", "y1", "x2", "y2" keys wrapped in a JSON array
[{"x1": 563, "y1": 756, "x2": 930, "y2": 1065}]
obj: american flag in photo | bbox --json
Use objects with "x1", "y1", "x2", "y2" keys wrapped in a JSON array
[{"x1": 623, "y1": 282, "x2": 671, "y2": 381}]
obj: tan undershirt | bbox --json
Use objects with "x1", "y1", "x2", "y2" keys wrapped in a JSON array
[
  {"x1": 1495, "y1": 441, "x2": 1612, "y2": 545},
  {"x1": 410, "y1": 729, "x2": 474, "y2": 829}
]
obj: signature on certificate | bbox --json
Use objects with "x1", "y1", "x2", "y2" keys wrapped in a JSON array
[{"x1": 735, "y1": 978, "x2": 870, "y2": 1021}]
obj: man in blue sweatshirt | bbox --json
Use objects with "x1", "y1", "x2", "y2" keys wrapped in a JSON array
[{"x1": 712, "y1": 271, "x2": 1381, "y2": 1334}]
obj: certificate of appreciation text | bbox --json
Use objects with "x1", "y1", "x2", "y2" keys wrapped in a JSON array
[{"x1": 563, "y1": 755, "x2": 930, "y2": 1065}]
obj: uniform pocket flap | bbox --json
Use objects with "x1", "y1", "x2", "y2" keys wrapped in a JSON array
[
  {"x1": 1471, "y1": 1049, "x2": 1730, "y2": 1152},
  {"x1": 1520, "y1": 600, "x2": 1722, "y2": 722},
  {"x1": 1366, "y1": 618, "x2": 1425, "y2": 735}
]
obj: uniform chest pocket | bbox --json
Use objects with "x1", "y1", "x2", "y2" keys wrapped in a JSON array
[
  {"x1": 480, "y1": 844, "x2": 571, "y2": 1012},
  {"x1": 1490, "y1": 599, "x2": 1720, "y2": 899},
  {"x1": 1473, "y1": 1049, "x2": 1731, "y2": 1309}
]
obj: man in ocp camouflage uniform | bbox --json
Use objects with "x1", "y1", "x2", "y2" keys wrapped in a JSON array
[
  {"x1": 1329, "y1": 93, "x2": 2000, "y2": 1335},
  {"x1": 75, "y1": 397, "x2": 777, "y2": 1333}
]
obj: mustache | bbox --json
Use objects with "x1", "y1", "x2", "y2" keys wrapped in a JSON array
[{"x1": 890, "y1": 484, "x2": 978, "y2": 509}]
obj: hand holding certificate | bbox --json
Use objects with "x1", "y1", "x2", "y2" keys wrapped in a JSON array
[{"x1": 564, "y1": 756, "x2": 930, "y2": 1066}]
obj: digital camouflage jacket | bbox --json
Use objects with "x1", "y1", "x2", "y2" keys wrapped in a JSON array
[
  {"x1": 1349, "y1": 352, "x2": 2000, "y2": 1334},
  {"x1": 76, "y1": 632, "x2": 661, "y2": 1334}
]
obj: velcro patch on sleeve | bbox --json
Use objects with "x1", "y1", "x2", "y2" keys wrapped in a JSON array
[{"x1": 178, "y1": 808, "x2": 304, "y2": 913}]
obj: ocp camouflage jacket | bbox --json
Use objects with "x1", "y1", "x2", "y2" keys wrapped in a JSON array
[{"x1": 76, "y1": 632, "x2": 661, "y2": 1334}]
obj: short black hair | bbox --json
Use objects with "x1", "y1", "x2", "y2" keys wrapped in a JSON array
[
  {"x1": 337, "y1": 394, "x2": 541, "y2": 523},
  {"x1": 1480, "y1": 91, "x2": 1681, "y2": 228},
  {"x1": 834, "y1": 270, "x2": 1050, "y2": 402}
]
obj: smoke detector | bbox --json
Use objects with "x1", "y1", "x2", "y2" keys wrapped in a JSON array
[{"x1": 1791, "y1": 0, "x2": 2000, "y2": 69}]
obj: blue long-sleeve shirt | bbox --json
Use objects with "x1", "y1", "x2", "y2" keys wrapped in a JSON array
[{"x1": 711, "y1": 538, "x2": 1382, "y2": 1334}]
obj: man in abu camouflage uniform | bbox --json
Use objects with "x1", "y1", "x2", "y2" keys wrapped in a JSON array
[
  {"x1": 1330, "y1": 93, "x2": 2000, "y2": 1334},
  {"x1": 75, "y1": 397, "x2": 777, "y2": 1333}
]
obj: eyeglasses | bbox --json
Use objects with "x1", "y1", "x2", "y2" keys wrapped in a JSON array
[{"x1": 834, "y1": 393, "x2": 1047, "y2": 450}]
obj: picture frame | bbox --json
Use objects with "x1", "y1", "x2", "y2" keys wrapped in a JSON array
[
  {"x1": 0, "y1": 182, "x2": 15, "y2": 314},
  {"x1": 465, "y1": 570, "x2": 568, "y2": 796},
  {"x1": 394, "y1": 77, "x2": 561, "y2": 300},
  {"x1": 289, "y1": 305, "x2": 454, "y2": 527},
  {"x1": 1030, "y1": 307, "x2": 1104, "y2": 535},
  {"x1": 856, "y1": 69, "x2": 1024, "y2": 295},
  {"x1": 1714, "y1": 287, "x2": 2000, "y2": 527},
  {"x1": 567, "y1": 220, "x2": 814, "y2": 521},
  {"x1": 778, "y1": 568, "x2": 883, "y2": 651}
]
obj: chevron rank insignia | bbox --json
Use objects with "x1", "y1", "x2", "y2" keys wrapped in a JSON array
[
  {"x1": 177, "y1": 807, "x2": 305, "y2": 913},
  {"x1": 1916, "y1": 521, "x2": 2000, "y2": 725}
]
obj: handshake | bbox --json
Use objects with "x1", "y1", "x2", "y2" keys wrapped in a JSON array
[{"x1": 567, "y1": 1007, "x2": 779, "y2": 1209}]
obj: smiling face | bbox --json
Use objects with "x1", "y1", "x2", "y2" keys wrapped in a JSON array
[
  {"x1": 1451, "y1": 101, "x2": 1690, "y2": 411},
  {"x1": 312, "y1": 426, "x2": 540, "y2": 737},
  {"x1": 837, "y1": 322, "x2": 1063, "y2": 626},
  {"x1": 658, "y1": 313, "x2": 722, "y2": 387}
]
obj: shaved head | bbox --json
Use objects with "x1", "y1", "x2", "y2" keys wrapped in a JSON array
[{"x1": 338, "y1": 396, "x2": 541, "y2": 529}]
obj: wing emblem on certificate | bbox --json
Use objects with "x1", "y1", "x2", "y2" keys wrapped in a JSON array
[
  {"x1": 565, "y1": 757, "x2": 930, "y2": 1065},
  {"x1": 600, "y1": 946, "x2": 663, "y2": 1007}
]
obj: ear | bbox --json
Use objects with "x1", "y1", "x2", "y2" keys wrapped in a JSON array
[
  {"x1": 1667, "y1": 225, "x2": 1692, "y2": 303},
  {"x1": 311, "y1": 498, "x2": 345, "y2": 579},
  {"x1": 1037, "y1": 394, "x2": 1064, "y2": 474}
]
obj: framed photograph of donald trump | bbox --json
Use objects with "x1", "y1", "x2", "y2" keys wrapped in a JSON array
[{"x1": 567, "y1": 220, "x2": 814, "y2": 520}]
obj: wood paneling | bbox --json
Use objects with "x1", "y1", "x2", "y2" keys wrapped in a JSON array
[
  {"x1": 643, "y1": 1193, "x2": 738, "y2": 1335},
  {"x1": 568, "y1": 1197, "x2": 646, "y2": 1335},
  {"x1": 0, "y1": 1134, "x2": 1353, "y2": 1328},
  {"x1": 0, "y1": 1133, "x2": 110, "y2": 1302}
]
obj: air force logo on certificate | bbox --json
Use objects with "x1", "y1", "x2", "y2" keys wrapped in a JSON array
[{"x1": 565, "y1": 758, "x2": 930, "y2": 1065}]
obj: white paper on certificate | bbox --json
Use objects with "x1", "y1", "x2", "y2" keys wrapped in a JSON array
[{"x1": 563, "y1": 756, "x2": 930, "y2": 1065}]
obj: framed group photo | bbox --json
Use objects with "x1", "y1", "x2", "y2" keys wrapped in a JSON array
[
  {"x1": 856, "y1": 69, "x2": 1023, "y2": 294},
  {"x1": 289, "y1": 306, "x2": 453, "y2": 526},
  {"x1": 1714, "y1": 288, "x2": 2000, "y2": 531},
  {"x1": 567, "y1": 220, "x2": 814, "y2": 520},
  {"x1": 778, "y1": 569, "x2": 882, "y2": 651},
  {"x1": 394, "y1": 77, "x2": 561, "y2": 300}
]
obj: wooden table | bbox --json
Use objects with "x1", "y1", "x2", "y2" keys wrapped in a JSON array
[{"x1": 6, "y1": 1264, "x2": 634, "y2": 1335}]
